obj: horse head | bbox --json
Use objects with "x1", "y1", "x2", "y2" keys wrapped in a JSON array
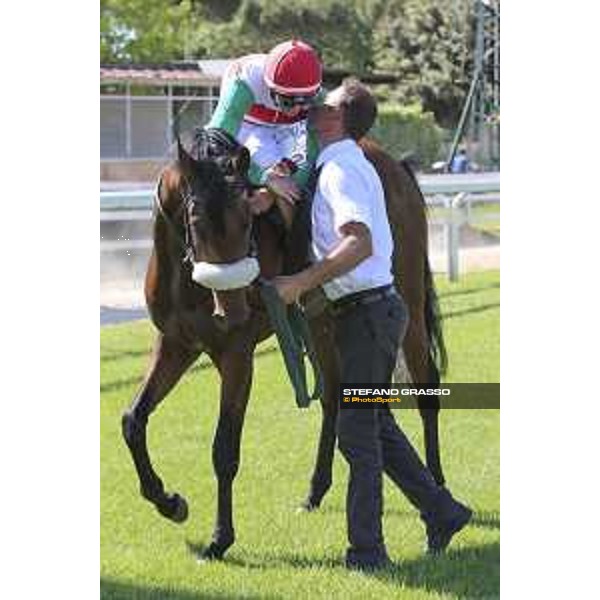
[{"x1": 174, "y1": 129, "x2": 256, "y2": 331}]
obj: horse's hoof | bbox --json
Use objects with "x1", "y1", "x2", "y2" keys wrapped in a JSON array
[
  {"x1": 199, "y1": 541, "x2": 228, "y2": 562},
  {"x1": 157, "y1": 493, "x2": 189, "y2": 523},
  {"x1": 297, "y1": 499, "x2": 320, "y2": 513}
]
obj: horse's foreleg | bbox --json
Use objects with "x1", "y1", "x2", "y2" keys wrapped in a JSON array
[
  {"x1": 301, "y1": 317, "x2": 339, "y2": 511},
  {"x1": 121, "y1": 333, "x2": 200, "y2": 522},
  {"x1": 201, "y1": 346, "x2": 253, "y2": 561}
]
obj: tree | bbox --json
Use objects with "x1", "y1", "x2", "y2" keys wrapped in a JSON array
[
  {"x1": 367, "y1": 0, "x2": 474, "y2": 127},
  {"x1": 100, "y1": 0, "x2": 194, "y2": 62},
  {"x1": 190, "y1": 0, "x2": 373, "y2": 73}
]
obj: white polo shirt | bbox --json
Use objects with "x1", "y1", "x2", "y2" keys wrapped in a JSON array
[{"x1": 311, "y1": 138, "x2": 394, "y2": 301}]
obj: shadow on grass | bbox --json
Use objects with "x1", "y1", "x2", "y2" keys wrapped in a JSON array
[
  {"x1": 247, "y1": 542, "x2": 500, "y2": 599},
  {"x1": 185, "y1": 539, "x2": 342, "y2": 572},
  {"x1": 184, "y1": 536, "x2": 498, "y2": 598},
  {"x1": 439, "y1": 281, "x2": 500, "y2": 299},
  {"x1": 380, "y1": 543, "x2": 500, "y2": 599},
  {"x1": 443, "y1": 302, "x2": 500, "y2": 320},
  {"x1": 100, "y1": 578, "x2": 283, "y2": 599},
  {"x1": 184, "y1": 540, "x2": 266, "y2": 570}
]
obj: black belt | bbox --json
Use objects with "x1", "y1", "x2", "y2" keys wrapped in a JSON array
[{"x1": 329, "y1": 285, "x2": 397, "y2": 316}]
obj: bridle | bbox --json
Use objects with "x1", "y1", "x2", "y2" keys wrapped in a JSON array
[
  {"x1": 153, "y1": 170, "x2": 198, "y2": 266},
  {"x1": 154, "y1": 128, "x2": 259, "y2": 279}
]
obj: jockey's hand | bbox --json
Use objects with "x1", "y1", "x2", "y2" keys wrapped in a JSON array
[
  {"x1": 269, "y1": 160, "x2": 295, "y2": 177},
  {"x1": 247, "y1": 188, "x2": 275, "y2": 215},
  {"x1": 265, "y1": 171, "x2": 301, "y2": 205}
]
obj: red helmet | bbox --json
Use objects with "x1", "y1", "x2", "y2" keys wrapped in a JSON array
[{"x1": 264, "y1": 40, "x2": 322, "y2": 96}]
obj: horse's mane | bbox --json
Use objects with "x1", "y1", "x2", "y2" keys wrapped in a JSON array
[{"x1": 191, "y1": 160, "x2": 230, "y2": 237}]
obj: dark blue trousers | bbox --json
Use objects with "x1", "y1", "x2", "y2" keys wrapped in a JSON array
[{"x1": 334, "y1": 293, "x2": 455, "y2": 567}]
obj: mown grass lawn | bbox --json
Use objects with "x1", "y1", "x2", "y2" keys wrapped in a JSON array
[
  {"x1": 428, "y1": 202, "x2": 500, "y2": 238},
  {"x1": 101, "y1": 270, "x2": 499, "y2": 600}
]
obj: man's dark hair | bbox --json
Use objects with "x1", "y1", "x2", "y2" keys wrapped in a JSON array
[{"x1": 337, "y1": 78, "x2": 378, "y2": 140}]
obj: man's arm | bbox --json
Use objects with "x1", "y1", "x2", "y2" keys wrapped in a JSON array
[{"x1": 273, "y1": 222, "x2": 372, "y2": 304}]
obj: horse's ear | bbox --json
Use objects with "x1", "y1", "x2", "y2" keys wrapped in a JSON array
[
  {"x1": 176, "y1": 136, "x2": 196, "y2": 173},
  {"x1": 231, "y1": 146, "x2": 250, "y2": 176}
]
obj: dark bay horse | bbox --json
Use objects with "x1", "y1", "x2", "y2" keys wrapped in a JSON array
[{"x1": 121, "y1": 129, "x2": 446, "y2": 561}]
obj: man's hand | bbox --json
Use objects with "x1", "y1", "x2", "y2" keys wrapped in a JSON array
[
  {"x1": 272, "y1": 222, "x2": 372, "y2": 305},
  {"x1": 265, "y1": 171, "x2": 301, "y2": 205},
  {"x1": 247, "y1": 188, "x2": 275, "y2": 215},
  {"x1": 272, "y1": 274, "x2": 307, "y2": 305}
]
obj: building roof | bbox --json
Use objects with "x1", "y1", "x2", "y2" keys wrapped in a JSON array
[
  {"x1": 100, "y1": 61, "x2": 399, "y2": 88},
  {"x1": 100, "y1": 62, "x2": 223, "y2": 86}
]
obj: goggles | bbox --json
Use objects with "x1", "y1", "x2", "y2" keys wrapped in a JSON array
[{"x1": 271, "y1": 90, "x2": 318, "y2": 112}]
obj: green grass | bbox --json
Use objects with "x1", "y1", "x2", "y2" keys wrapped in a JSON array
[
  {"x1": 469, "y1": 204, "x2": 500, "y2": 238},
  {"x1": 428, "y1": 203, "x2": 500, "y2": 238},
  {"x1": 101, "y1": 270, "x2": 499, "y2": 599}
]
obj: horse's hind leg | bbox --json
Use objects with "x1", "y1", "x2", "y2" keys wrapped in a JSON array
[
  {"x1": 403, "y1": 320, "x2": 445, "y2": 486},
  {"x1": 301, "y1": 316, "x2": 339, "y2": 511},
  {"x1": 419, "y1": 358, "x2": 445, "y2": 486},
  {"x1": 301, "y1": 389, "x2": 338, "y2": 511},
  {"x1": 122, "y1": 333, "x2": 200, "y2": 522}
]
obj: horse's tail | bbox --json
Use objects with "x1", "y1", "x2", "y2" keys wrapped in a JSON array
[
  {"x1": 400, "y1": 159, "x2": 448, "y2": 379},
  {"x1": 424, "y1": 254, "x2": 448, "y2": 378}
]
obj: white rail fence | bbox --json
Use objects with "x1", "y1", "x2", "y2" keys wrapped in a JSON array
[{"x1": 100, "y1": 172, "x2": 499, "y2": 281}]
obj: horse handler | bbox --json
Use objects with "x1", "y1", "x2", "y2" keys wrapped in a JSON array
[{"x1": 273, "y1": 79, "x2": 472, "y2": 571}]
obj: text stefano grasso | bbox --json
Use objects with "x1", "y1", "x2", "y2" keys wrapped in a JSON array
[{"x1": 342, "y1": 388, "x2": 451, "y2": 396}]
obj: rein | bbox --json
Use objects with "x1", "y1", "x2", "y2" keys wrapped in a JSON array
[
  {"x1": 153, "y1": 175, "x2": 195, "y2": 265},
  {"x1": 258, "y1": 279, "x2": 323, "y2": 408}
]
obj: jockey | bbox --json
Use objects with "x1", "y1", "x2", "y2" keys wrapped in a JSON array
[{"x1": 207, "y1": 39, "x2": 323, "y2": 220}]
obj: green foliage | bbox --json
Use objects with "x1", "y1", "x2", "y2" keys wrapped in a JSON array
[
  {"x1": 192, "y1": 0, "x2": 373, "y2": 72},
  {"x1": 369, "y1": 0, "x2": 474, "y2": 127},
  {"x1": 100, "y1": 0, "x2": 193, "y2": 62},
  {"x1": 370, "y1": 103, "x2": 445, "y2": 167},
  {"x1": 100, "y1": 0, "x2": 481, "y2": 129}
]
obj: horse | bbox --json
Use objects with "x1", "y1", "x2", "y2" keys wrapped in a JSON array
[{"x1": 121, "y1": 128, "x2": 446, "y2": 561}]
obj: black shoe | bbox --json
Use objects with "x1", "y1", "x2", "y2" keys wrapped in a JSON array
[
  {"x1": 346, "y1": 548, "x2": 392, "y2": 571},
  {"x1": 427, "y1": 502, "x2": 473, "y2": 555},
  {"x1": 346, "y1": 556, "x2": 393, "y2": 572}
]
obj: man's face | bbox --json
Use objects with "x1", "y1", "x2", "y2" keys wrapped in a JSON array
[{"x1": 308, "y1": 87, "x2": 344, "y2": 142}]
